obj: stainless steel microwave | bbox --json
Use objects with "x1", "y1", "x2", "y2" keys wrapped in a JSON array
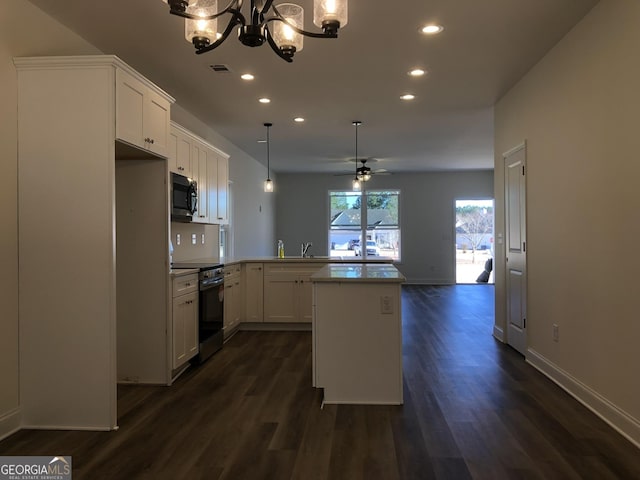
[{"x1": 171, "y1": 172, "x2": 197, "y2": 222}]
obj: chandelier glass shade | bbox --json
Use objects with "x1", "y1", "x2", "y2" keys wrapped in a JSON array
[{"x1": 163, "y1": 0, "x2": 348, "y2": 62}]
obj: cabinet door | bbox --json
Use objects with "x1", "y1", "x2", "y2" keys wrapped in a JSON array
[
  {"x1": 216, "y1": 155, "x2": 229, "y2": 224},
  {"x1": 223, "y1": 282, "x2": 235, "y2": 332},
  {"x1": 116, "y1": 69, "x2": 145, "y2": 149},
  {"x1": 168, "y1": 129, "x2": 178, "y2": 173},
  {"x1": 191, "y1": 141, "x2": 208, "y2": 223},
  {"x1": 172, "y1": 291, "x2": 197, "y2": 369},
  {"x1": 207, "y1": 149, "x2": 219, "y2": 222},
  {"x1": 116, "y1": 69, "x2": 170, "y2": 156},
  {"x1": 264, "y1": 273, "x2": 298, "y2": 322},
  {"x1": 144, "y1": 88, "x2": 170, "y2": 157},
  {"x1": 185, "y1": 293, "x2": 199, "y2": 359},
  {"x1": 245, "y1": 263, "x2": 264, "y2": 322},
  {"x1": 176, "y1": 133, "x2": 192, "y2": 177},
  {"x1": 297, "y1": 273, "x2": 314, "y2": 322},
  {"x1": 232, "y1": 276, "x2": 243, "y2": 329}
]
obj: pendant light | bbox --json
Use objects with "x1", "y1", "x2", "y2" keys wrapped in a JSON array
[
  {"x1": 264, "y1": 122, "x2": 274, "y2": 193},
  {"x1": 352, "y1": 121, "x2": 362, "y2": 191}
]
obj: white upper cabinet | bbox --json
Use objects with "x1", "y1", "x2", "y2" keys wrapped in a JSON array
[
  {"x1": 171, "y1": 121, "x2": 230, "y2": 225},
  {"x1": 116, "y1": 68, "x2": 171, "y2": 157},
  {"x1": 168, "y1": 124, "x2": 193, "y2": 176}
]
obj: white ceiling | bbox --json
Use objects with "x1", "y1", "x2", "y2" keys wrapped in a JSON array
[{"x1": 27, "y1": 0, "x2": 598, "y2": 174}]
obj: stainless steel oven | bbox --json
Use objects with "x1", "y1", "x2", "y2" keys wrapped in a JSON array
[{"x1": 195, "y1": 265, "x2": 224, "y2": 363}]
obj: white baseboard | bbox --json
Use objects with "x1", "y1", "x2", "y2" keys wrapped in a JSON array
[
  {"x1": 527, "y1": 348, "x2": 640, "y2": 449},
  {"x1": 0, "y1": 407, "x2": 21, "y2": 441},
  {"x1": 493, "y1": 325, "x2": 505, "y2": 342},
  {"x1": 240, "y1": 322, "x2": 311, "y2": 332},
  {"x1": 403, "y1": 279, "x2": 453, "y2": 285},
  {"x1": 19, "y1": 424, "x2": 115, "y2": 432}
]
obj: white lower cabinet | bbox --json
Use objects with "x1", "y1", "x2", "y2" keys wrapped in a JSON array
[
  {"x1": 244, "y1": 263, "x2": 264, "y2": 322},
  {"x1": 223, "y1": 264, "x2": 243, "y2": 337},
  {"x1": 172, "y1": 273, "x2": 199, "y2": 369},
  {"x1": 263, "y1": 263, "x2": 325, "y2": 323}
]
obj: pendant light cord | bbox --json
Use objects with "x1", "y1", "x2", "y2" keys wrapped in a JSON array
[{"x1": 265, "y1": 122, "x2": 272, "y2": 180}]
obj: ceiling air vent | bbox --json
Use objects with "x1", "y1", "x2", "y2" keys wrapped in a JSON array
[{"x1": 209, "y1": 64, "x2": 231, "y2": 73}]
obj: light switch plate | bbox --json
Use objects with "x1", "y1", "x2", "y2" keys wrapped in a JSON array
[{"x1": 381, "y1": 296, "x2": 393, "y2": 314}]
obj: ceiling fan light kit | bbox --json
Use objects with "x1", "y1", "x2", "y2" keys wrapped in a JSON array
[{"x1": 163, "y1": 0, "x2": 348, "y2": 62}]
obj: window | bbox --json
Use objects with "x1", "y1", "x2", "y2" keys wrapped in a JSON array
[{"x1": 329, "y1": 190, "x2": 400, "y2": 260}]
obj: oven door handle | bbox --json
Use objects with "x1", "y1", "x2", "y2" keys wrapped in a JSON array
[{"x1": 200, "y1": 278, "x2": 224, "y2": 290}]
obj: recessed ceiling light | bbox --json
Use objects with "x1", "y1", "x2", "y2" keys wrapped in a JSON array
[
  {"x1": 259, "y1": 97, "x2": 271, "y2": 104},
  {"x1": 400, "y1": 94, "x2": 416, "y2": 101},
  {"x1": 294, "y1": 117, "x2": 305, "y2": 123},
  {"x1": 241, "y1": 73, "x2": 255, "y2": 80},
  {"x1": 409, "y1": 68, "x2": 426, "y2": 77},
  {"x1": 421, "y1": 24, "x2": 443, "y2": 35}
]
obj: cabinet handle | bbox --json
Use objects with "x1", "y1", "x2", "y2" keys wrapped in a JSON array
[{"x1": 150, "y1": 139, "x2": 155, "y2": 144}]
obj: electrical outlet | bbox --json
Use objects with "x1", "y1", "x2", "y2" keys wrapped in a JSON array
[
  {"x1": 553, "y1": 324, "x2": 559, "y2": 342},
  {"x1": 176, "y1": 233, "x2": 181, "y2": 245},
  {"x1": 191, "y1": 233, "x2": 197, "y2": 245},
  {"x1": 201, "y1": 233, "x2": 205, "y2": 244},
  {"x1": 380, "y1": 296, "x2": 393, "y2": 314}
]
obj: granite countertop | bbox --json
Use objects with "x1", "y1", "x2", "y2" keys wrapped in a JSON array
[
  {"x1": 169, "y1": 267, "x2": 200, "y2": 277},
  {"x1": 311, "y1": 263, "x2": 406, "y2": 283},
  {"x1": 221, "y1": 256, "x2": 393, "y2": 265}
]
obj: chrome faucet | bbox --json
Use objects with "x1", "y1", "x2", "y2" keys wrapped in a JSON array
[{"x1": 301, "y1": 242, "x2": 313, "y2": 258}]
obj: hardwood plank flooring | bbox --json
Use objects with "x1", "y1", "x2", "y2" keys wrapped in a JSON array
[{"x1": 1, "y1": 285, "x2": 638, "y2": 479}]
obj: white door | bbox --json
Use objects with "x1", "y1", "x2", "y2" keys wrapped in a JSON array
[{"x1": 504, "y1": 144, "x2": 527, "y2": 355}]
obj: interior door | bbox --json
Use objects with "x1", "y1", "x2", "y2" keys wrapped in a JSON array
[{"x1": 504, "y1": 144, "x2": 527, "y2": 355}]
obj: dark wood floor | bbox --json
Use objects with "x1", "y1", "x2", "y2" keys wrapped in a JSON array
[{"x1": 2, "y1": 285, "x2": 638, "y2": 479}]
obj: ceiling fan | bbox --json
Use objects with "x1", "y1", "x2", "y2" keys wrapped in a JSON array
[
  {"x1": 334, "y1": 121, "x2": 392, "y2": 189},
  {"x1": 336, "y1": 158, "x2": 391, "y2": 178}
]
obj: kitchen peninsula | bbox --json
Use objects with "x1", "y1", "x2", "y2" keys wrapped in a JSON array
[{"x1": 311, "y1": 263, "x2": 405, "y2": 405}]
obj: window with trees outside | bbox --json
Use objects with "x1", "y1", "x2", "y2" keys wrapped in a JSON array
[{"x1": 329, "y1": 190, "x2": 400, "y2": 261}]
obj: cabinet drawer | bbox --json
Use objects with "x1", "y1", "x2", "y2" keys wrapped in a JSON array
[
  {"x1": 172, "y1": 273, "x2": 198, "y2": 297},
  {"x1": 264, "y1": 263, "x2": 326, "y2": 275},
  {"x1": 224, "y1": 264, "x2": 242, "y2": 278}
]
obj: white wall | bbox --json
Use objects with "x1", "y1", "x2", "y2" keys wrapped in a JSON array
[
  {"x1": 0, "y1": 0, "x2": 101, "y2": 439},
  {"x1": 494, "y1": 0, "x2": 640, "y2": 446},
  {"x1": 275, "y1": 171, "x2": 494, "y2": 283},
  {"x1": 171, "y1": 104, "x2": 276, "y2": 258}
]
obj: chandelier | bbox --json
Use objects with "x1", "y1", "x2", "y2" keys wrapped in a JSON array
[{"x1": 163, "y1": 0, "x2": 348, "y2": 62}]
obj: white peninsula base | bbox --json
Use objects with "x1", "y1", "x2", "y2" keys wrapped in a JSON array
[{"x1": 311, "y1": 264, "x2": 405, "y2": 405}]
